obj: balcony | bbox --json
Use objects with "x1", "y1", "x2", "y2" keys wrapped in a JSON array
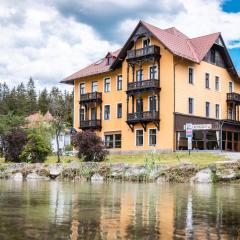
[
  {"x1": 127, "y1": 111, "x2": 159, "y2": 123},
  {"x1": 227, "y1": 92, "x2": 240, "y2": 103},
  {"x1": 127, "y1": 79, "x2": 160, "y2": 95},
  {"x1": 127, "y1": 45, "x2": 160, "y2": 62},
  {"x1": 79, "y1": 120, "x2": 102, "y2": 130},
  {"x1": 80, "y1": 92, "x2": 102, "y2": 104}
]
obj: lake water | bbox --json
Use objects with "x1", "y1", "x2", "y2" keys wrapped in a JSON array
[{"x1": 0, "y1": 180, "x2": 240, "y2": 240}]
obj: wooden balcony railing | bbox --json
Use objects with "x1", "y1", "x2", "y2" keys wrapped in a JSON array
[
  {"x1": 127, "y1": 79, "x2": 159, "y2": 91},
  {"x1": 227, "y1": 92, "x2": 240, "y2": 102},
  {"x1": 80, "y1": 92, "x2": 102, "y2": 103},
  {"x1": 127, "y1": 111, "x2": 159, "y2": 122},
  {"x1": 79, "y1": 120, "x2": 102, "y2": 129},
  {"x1": 127, "y1": 45, "x2": 160, "y2": 60}
]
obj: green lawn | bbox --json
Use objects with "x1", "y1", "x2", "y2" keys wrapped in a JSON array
[
  {"x1": 105, "y1": 152, "x2": 226, "y2": 167},
  {"x1": 0, "y1": 152, "x2": 227, "y2": 167}
]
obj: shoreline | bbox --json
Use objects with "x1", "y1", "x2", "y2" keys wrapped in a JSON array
[{"x1": 1, "y1": 160, "x2": 240, "y2": 183}]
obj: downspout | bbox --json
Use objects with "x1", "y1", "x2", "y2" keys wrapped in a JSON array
[
  {"x1": 173, "y1": 57, "x2": 184, "y2": 151},
  {"x1": 173, "y1": 63, "x2": 176, "y2": 152}
]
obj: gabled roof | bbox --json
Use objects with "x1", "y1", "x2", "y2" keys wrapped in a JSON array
[{"x1": 61, "y1": 20, "x2": 239, "y2": 84}]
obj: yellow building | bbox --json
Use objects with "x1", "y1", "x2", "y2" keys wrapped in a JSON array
[{"x1": 61, "y1": 21, "x2": 240, "y2": 152}]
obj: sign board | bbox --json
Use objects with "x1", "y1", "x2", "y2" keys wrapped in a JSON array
[
  {"x1": 185, "y1": 123, "x2": 193, "y2": 138},
  {"x1": 192, "y1": 124, "x2": 212, "y2": 130},
  {"x1": 184, "y1": 124, "x2": 212, "y2": 130},
  {"x1": 188, "y1": 137, "x2": 192, "y2": 150}
]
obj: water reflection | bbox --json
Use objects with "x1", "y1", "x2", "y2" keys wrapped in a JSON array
[{"x1": 0, "y1": 181, "x2": 240, "y2": 239}]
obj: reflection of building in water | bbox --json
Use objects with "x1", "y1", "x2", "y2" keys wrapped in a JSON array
[
  {"x1": 156, "y1": 184, "x2": 174, "y2": 239},
  {"x1": 48, "y1": 182, "x2": 240, "y2": 239},
  {"x1": 98, "y1": 183, "x2": 175, "y2": 239},
  {"x1": 70, "y1": 193, "x2": 79, "y2": 240}
]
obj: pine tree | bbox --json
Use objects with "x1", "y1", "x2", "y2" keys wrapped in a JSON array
[
  {"x1": 26, "y1": 77, "x2": 37, "y2": 115},
  {"x1": 0, "y1": 83, "x2": 10, "y2": 114},
  {"x1": 16, "y1": 82, "x2": 28, "y2": 116},
  {"x1": 38, "y1": 88, "x2": 49, "y2": 114}
]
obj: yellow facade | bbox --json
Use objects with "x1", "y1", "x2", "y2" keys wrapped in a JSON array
[{"x1": 70, "y1": 24, "x2": 239, "y2": 152}]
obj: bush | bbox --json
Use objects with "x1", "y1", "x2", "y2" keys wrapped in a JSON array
[
  {"x1": 20, "y1": 133, "x2": 51, "y2": 163},
  {"x1": 2, "y1": 130, "x2": 27, "y2": 162},
  {"x1": 72, "y1": 130, "x2": 108, "y2": 162}
]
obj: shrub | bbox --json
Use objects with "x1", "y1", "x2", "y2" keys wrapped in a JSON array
[
  {"x1": 2, "y1": 130, "x2": 27, "y2": 162},
  {"x1": 20, "y1": 133, "x2": 51, "y2": 163},
  {"x1": 72, "y1": 130, "x2": 108, "y2": 162}
]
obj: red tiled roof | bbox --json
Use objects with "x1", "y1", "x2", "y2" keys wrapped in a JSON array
[
  {"x1": 61, "y1": 21, "x2": 229, "y2": 84},
  {"x1": 141, "y1": 21, "x2": 220, "y2": 63},
  {"x1": 62, "y1": 49, "x2": 121, "y2": 83},
  {"x1": 26, "y1": 111, "x2": 53, "y2": 123}
]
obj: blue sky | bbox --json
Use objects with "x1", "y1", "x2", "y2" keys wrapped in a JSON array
[
  {"x1": 0, "y1": 0, "x2": 239, "y2": 89},
  {"x1": 222, "y1": 0, "x2": 240, "y2": 71}
]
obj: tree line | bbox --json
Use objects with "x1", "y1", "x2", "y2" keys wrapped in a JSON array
[{"x1": 0, "y1": 78, "x2": 73, "y2": 125}]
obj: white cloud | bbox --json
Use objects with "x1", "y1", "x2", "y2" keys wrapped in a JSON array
[
  {"x1": 118, "y1": 0, "x2": 240, "y2": 48},
  {"x1": 0, "y1": 0, "x2": 239, "y2": 90},
  {"x1": 0, "y1": 1, "x2": 120, "y2": 90}
]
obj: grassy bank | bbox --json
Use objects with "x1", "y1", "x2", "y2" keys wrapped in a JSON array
[
  {"x1": 106, "y1": 152, "x2": 226, "y2": 167},
  {"x1": 0, "y1": 152, "x2": 226, "y2": 168}
]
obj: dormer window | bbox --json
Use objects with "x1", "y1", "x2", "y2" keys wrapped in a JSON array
[
  {"x1": 143, "y1": 37, "x2": 150, "y2": 48},
  {"x1": 107, "y1": 57, "x2": 113, "y2": 65}
]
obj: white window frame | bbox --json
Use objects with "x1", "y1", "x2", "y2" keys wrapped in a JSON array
[
  {"x1": 148, "y1": 65, "x2": 158, "y2": 80},
  {"x1": 135, "y1": 128, "x2": 144, "y2": 146},
  {"x1": 116, "y1": 102, "x2": 122, "y2": 119},
  {"x1": 142, "y1": 36, "x2": 151, "y2": 48},
  {"x1": 104, "y1": 104, "x2": 111, "y2": 120},
  {"x1": 116, "y1": 74, "x2": 122, "y2": 91},
  {"x1": 229, "y1": 81, "x2": 234, "y2": 93},
  {"x1": 205, "y1": 72, "x2": 210, "y2": 89},
  {"x1": 148, "y1": 128, "x2": 157, "y2": 146},
  {"x1": 136, "y1": 69, "x2": 144, "y2": 82},
  {"x1": 79, "y1": 82, "x2": 85, "y2": 96},
  {"x1": 91, "y1": 81, "x2": 98, "y2": 92},
  {"x1": 188, "y1": 67, "x2": 194, "y2": 84},
  {"x1": 215, "y1": 104, "x2": 221, "y2": 119},
  {"x1": 148, "y1": 95, "x2": 157, "y2": 111},
  {"x1": 104, "y1": 77, "x2": 111, "y2": 93},
  {"x1": 215, "y1": 75, "x2": 221, "y2": 91},
  {"x1": 206, "y1": 101, "x2": 210, "y2": 118},
  {"x1": 79, "y1": 107, "x2": 85, "y2": 121},
  {"x1": 188, "y1": 97, "x2": 194, "y2": 115}
]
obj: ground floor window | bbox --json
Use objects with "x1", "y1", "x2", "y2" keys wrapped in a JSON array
[
  {"x1": 222, "y1": 131, "x2": 240, "y2": 151},
  {"x1": 104, "y1": 133, "x2": 121, "y2": 148},
  {"x1": 149, "y1": 129, "x2": 157, "y2": 146},
  {"x1": 176, "y1": 130, "x2": 220, "y2": 150},
  {"x1": 136, "y1": 129, "x2": 144, "y2": 146}
]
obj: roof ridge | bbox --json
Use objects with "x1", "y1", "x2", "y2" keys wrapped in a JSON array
[
  {"x1": 191, "y1": 32, "x2": 220, "y2": 40},
  {"x1": 142, "y1": 21, "x2": 192, "y2": 42},
  {"x1": 164, "y1": 26, "x2": 189, "y2": 39},
  {"x1": 186, "y1": 39, "x2": 200, "y2": 62}
]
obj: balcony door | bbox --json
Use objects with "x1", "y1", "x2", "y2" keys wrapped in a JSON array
[
  {"x1": 136, "y1": 69, "x2": 143, "y2": 82},
  {"x1": 91, "y1": 107, "x2": 97, "y2": 120},
  {"x1": 79, "y1": 108, "x2": 85, "y2": 121},
  {"x1": 136, "y1": 98, "x2": 143, "y2": 113},
  {"x1": 149, "y1": 96, "x2": 157, "y2": 112}
]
